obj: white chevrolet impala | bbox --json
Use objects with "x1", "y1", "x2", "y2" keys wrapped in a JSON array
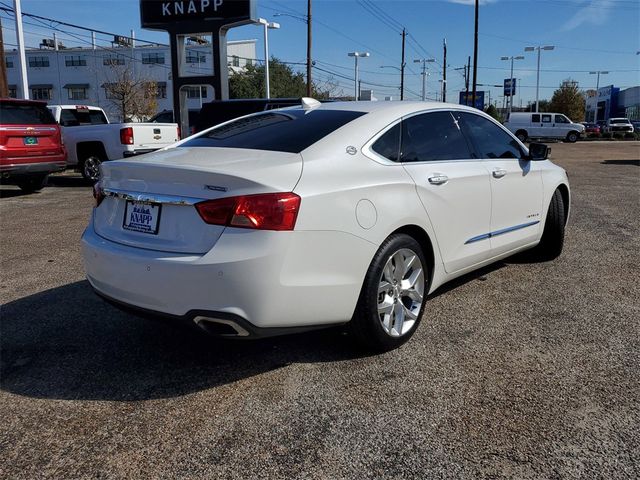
[{"x1": 83, "y1": 100, "x2": 570, "y2": 351}]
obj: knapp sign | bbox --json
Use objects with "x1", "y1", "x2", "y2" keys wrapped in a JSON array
[{"x1": 140, "y1": 0, "x2": 255, "y2": 29}]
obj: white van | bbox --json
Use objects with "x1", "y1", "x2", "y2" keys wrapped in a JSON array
[{"x1": 504, "y1": 112, "x2": 585, "y2": 143}]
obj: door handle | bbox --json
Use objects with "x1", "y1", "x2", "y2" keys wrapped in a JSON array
[
  {"x1": 492, "y1": 168, "x2": 507, "y2": 178},
  {"x1": 428, "y1": 174, "x2": 448, "y2": 185}
]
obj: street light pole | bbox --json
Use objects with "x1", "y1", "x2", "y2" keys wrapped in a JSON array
[
  {"x1": 525, "y1": 45, "x2": 554, "y2": 112},
  {"x1": 500, "y1": 55, "x2": 524, "y2": 117},
  {"x1": 348, "y1": 52, "x2": 369, "y2": 100},
  {"x1": 589, "y1": 70, "x2": 608, "y2": 122},
  {"x1": 414, "y1": 58, "x2": 435, "y2": 101},
  {"x1": 256, "y1": 18, "x2": 280, "y2": 99},
  {"x1": 13, "y1": 0, "x2": 29, "y2": 99}
]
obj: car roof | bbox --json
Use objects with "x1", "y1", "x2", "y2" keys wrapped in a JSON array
[{"x1": 53, "y1": 104, "x2": 104, "y2": 111}]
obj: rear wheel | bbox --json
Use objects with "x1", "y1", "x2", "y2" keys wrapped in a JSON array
[
  {"x1": 529, "y1": 189, "x2": 566, "y2": 261},
  {"x1": 17, "y1": 174, "x2": 48, "y2": 193},
  {"x1": 515, "y1": 130, "x2": 528, "y2": 143},
  {"x1": 349, "y1": 234, "x2": 427, "y2": 352},
  {"x1": 565, "y1": 131, "x2": 579, "y2": 143},
  {"x1": 80, "y1": 154, "x2": 103, "y2": 182}
]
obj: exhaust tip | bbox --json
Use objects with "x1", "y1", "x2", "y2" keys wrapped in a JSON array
[{"x1": 193, "y1": 316, "x2": 250, "y2": 337}]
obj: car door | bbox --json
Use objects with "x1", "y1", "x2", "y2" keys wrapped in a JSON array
[
  {"x1": 397, "y1": 110, "x2": 493, "y2": 273},
  {"x1": 554, "y1": 114, "x2": 571, "y2": 137},
  {"x1": 458, "y1": 112, "x2": 543, "y2": 257},
  {"x1": 540, "y1": 113, "x2": 553, "y2": 138}
]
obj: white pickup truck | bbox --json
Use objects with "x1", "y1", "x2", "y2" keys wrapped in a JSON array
[{"x1": 48, "y1": 105, "x2": 179, "y2": 181}]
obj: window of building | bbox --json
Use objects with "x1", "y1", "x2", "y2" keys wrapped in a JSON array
[
  {"x1": 65, "y1": 55, "x2": 87, "y2": 67},
  {"x1": 371, "y1": 123, "x2": 401, "y2": 162},
  {"x1": 459, "y1": 112, "x2": 523, "y2": 159},
  {"x1": 6, "y1": 57, "x2": 14, "y2": 68},
  {"x1": 31, "y1": 87, "x2": 52, "y2": 100},
  {"x1": 68, "y1": 87, "x2": 88, "y2": 100},
  {"x1": 142, "y1": 52, "x2": 165, "y2": 64},
  {"x1": 28, "y1": 56, "x2": 50, "y2": 68},
  {"x1": 185, "y1": 86, "x2": 208, "y2": 99},
  {"x1": 103, "y1": 54, "x2": 125, "y2": 66},
  {"x1": 230, "y1": 55, "x2": 240, "y2": 67},
  {"x1": 8, "y1": 86, "x2": 17, "y2": 98},
  {"x1": 400, "y1": 111, "x2": 473, "y2": 162},
  {"x1": 156, "y1": 83, "x2": 167, "y2": 99},
  {"x1": 186, "y1": 51, "x2": 206, "y2": 64}
]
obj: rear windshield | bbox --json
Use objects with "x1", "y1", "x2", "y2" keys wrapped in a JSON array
[
  {"x1": 610, "y1": 119, "x2": 630, "y2": 124},
  {"x1": 60, "y1": 108, "x2": 108, "y2": 127},
  {"x1": 0, "y1": 103, "x2": 56, "y2": 125},
  {"x1": 182, "y1": 109, "x2": 366, "y2": 153}
]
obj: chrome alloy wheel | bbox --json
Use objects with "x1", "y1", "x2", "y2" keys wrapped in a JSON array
[
  {"x1": 377, "y1": 248, "x2": 424, "y2": 337},
  {"x1": 83, "y1": 156, "x2": 102, "y2": 182}
]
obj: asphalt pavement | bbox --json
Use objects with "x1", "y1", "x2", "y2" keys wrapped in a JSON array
[{"x1": 1, "y1": 142, "x2": 639, "y2": 479}]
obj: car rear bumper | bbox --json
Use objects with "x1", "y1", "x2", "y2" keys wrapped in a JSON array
[
  {"x1": 82, "y1": 214, "x2": 376, "y2": 330},
  {"x1": 122, "y1": 149, "x2": 159, "y2": 158},
  {"x1": 0, "y1": 159, "x2": 66, "y2": 177}
]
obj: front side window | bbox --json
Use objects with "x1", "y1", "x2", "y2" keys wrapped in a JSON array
[
  {"x1": 460, "y1": 113, "x2": 523, "y2": 159},
  {"x1": 555, "y1": 115, "x2": 569, "y2": 124},
  {"x1": 65, "y1": 55, "x2": 87, "y2": 67},
  {"x1": 181, "y1": 109, "x2": 366, "y2": 154},
  {"x1": 400, "y1": 111, "x2": 473, "y2": 162},
  {"x1": 29, "y1": 56, "x2": 50, "y2": 68},
  {"x1": 371, "y1": 123, "x2": 401, "y2": 161}
]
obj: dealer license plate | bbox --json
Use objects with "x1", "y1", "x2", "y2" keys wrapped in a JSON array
[
  {"x1": 23, "y1": 136, "x2": 38, "y2": 145},
  {"x1": 123, "y1": 201, "x2": 161, "y2": 235}
]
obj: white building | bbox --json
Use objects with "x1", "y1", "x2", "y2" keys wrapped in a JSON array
[{"x1": 4, "y1": 40, "x2": 257, "y2": 121}]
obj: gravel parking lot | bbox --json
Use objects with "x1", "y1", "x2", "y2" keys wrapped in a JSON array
[{"x1": 1, "y1": 142, "x2": 639, "y2": 479}]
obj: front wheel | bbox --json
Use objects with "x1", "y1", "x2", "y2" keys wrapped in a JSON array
[
  {"x1": 565, "y1": 131, "x2": 579, "y2": 143},
  {"x1": 349, "y1": 234, "x2": 428, "y2": 352},
  {"x1": 516, "y1": 130, "x2": 528, "y2": 143}
]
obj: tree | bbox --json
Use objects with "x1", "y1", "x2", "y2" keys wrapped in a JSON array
[
  {"x1": 229, "y1": 57, "x2": 335, "y2": 99},
  {"x1": 103, "y1": 63, "x2": 158, "y2": 122},
  {"x1": 549, "y1": 79, "x2": 585, "y2": 121},
  {"x1": 527, "y1": 100, "x2": 551, "y2": 112},
  {"x1": 485, "y1": 104, "x2": 502, "y2": 122}
]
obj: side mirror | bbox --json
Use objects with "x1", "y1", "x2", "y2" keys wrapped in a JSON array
[{"x1": 526, "y1": 142, "x2": 551, "y2": 161}]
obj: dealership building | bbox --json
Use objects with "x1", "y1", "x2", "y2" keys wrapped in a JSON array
[
  {"x1": 585, "y1": 85, "x2": 640, "y2": 122},
  {"x1": 4, "y1": 40, "x2": 257, "y2": 121}
]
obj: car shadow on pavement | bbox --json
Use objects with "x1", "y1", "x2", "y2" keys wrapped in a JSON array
[
  {"x1": 47, "y1": 175, "x2": 94, "y2": 187},
  {"x1": 0, "y1": 187, "x2": 30, "y2": 199},
  {"x1": 0, "y1": 281, "x2": 369, "y2": 402},
  {"x1": 601, "y1": 159, "x2": 639, "y2": 166}
]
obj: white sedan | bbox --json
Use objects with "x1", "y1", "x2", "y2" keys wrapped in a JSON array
[{"x1": 82, "y1": 100, "x2": 570, "y2": 351}]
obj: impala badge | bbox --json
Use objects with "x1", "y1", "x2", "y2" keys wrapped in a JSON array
[{"x1": 205, "y1": 185, "x2": 228, "y2": 192}]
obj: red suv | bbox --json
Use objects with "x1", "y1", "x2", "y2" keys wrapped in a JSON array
[{"x1": 0, "y1": 99, "x2": 67, "y2": 192}]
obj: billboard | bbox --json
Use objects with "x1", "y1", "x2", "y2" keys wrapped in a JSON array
[
  {"x1": 503, "y1": 78, "x2": 516, "y2": 97},
  {"x1": 459, "y1": 91, "x2": 485, "y2": 110},
  {"x1": 140, "y1": 0, "x2": 256, "y2": 30}
]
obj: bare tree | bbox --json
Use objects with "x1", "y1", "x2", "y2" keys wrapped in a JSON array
[{"x1": 103, "y1": 62, "x2": 158, "y2": 122}]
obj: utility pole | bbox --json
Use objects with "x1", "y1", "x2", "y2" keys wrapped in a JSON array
[
  {"x1": 471, "y1": 0, "x2": 479, "y2": 107},
  {"x1": 442, "y1": 38, "x2": 447, "y2": 102},
  {"x1": 306, "y1": 0, "x2": 312, "y2": 96},
  {"x1": 525, "y1": 45, "x2": 555, "y2": 112},
  {"x1": 414, "y1": 58, "x2": 435, "y2": 101},
  {"x1": 400, "y1": 28, "x2": 406, "y2": 101},
  {"x1": 0, "y1": 17, "x2": 8, "y2": 97},
  {"x1": 13, "y1": 0, "x2": 29, "y2": 99}
]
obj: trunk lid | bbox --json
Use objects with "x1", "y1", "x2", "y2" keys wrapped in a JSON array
[{"x1": 94, "y1": 146, "x2": 303, "y2": 254}]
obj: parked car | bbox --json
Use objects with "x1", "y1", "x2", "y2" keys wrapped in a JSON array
[
  {"x1": 48, "y1": 105, "x2": 179, "y2": 181},
  {"x1": 504, "y1": 112, "x2": 585, "y2": 143},
  {"x1": 194, "y1": 98, "x2": 331, "y2": 133},
  {"x1": 632, "y1": 120, "x2": 640, "y2": 134},
  {"x1": 149, "y1": 109, "x2": 201, "y2": 136},
  {"x1": 0, "y1": 99, "x2": 66, "y2": 192},
  {"x1": 83, "y1": 100, "x2": 570, "y2": 352},
  {"x1": 596, "y1": 120, "x2": 608, "y2": 133},
  {"x1": 582, "y1": 122, "x2": 601, "y2": 134},
  {"x1": 604, "y1": 117, "x2": 634, "y2": 134}
]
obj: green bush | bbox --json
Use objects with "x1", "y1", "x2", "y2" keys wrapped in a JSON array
[
  {"x1": 613, "y1": 132, "x2": 625, "y2": 140},
  {"x1": 588, "y1": 132, "x2": 601, "y2": 139},
  {"x1": 601, "y1": 132, "x2": 613, "y2": 139}
]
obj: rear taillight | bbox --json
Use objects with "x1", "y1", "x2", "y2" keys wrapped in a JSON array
[
  {"x1": 120, "y1": 127, "x2": 134, "y2": 145},
  {"x1": 195, "y1": 193, "x2": 301, "y2": 231},
  {"x1": 93, "y1": 182, "x2": 105, "y2": 207},
  {"x1": 177, "y1": 126, "x2": 181, "y2": 140}
]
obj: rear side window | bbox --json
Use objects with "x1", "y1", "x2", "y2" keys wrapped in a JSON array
[
  {"x1": 182, "y1": 109, "x2": 366, "y2": 153},
  {"x1": 400, "y1": 111, "x2": 473, "y2": 162},
  {"x1": 60, "y1": 108, "x2": 108, "y2": 126},
  {"x1": 371, "y1": 123, "x2": 401, "y2": 161},
  {"x1": 0, "y1": 103, "x2": 56, "y2": 125},
  {"x1": 460, "y1": 113, "x2": 523, "y2": 159}
]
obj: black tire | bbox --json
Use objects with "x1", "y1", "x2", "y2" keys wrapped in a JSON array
[
  {"x1": 530, "y1": 189, "x2": 566, "y2": 261},
  {"x1": 349, "y1": 233, "x2": 428, "y2": 352},
  {"x1": 565, "y1": 131, "x2": 579, "y2": 143},
  {"x1": 17, "y1": 174, "x2": 48, "y2": 193},
  {"x1": 516, "y1": 130, "x2": 528, "y2": 143},
  {"x1": 80, "y1": 154, "x2": 104, "y2": 182}
]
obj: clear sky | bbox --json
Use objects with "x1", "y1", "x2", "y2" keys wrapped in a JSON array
[{"x1": 2, "y1": 0, "x2": 639, "y2": 104}]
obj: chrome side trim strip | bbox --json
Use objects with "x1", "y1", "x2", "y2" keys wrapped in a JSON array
[
  {"x1": 102, "y1": 188, "x2": 204, "y2": 206},
  {"x1": 465, "y1": 220, "x2": 540, "y2": 244},
  {"x1": 0, "y1": 126, "x2": 58, "y2": 132}
]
